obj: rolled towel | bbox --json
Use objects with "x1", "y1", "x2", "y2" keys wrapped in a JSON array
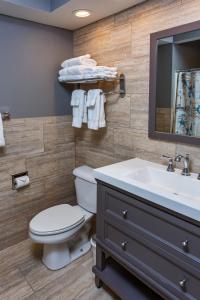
[
  {"x1": 0, "y1": 113, "x2": 5, "y2": 147},
  {"x1": 61, "y1": 55, "x2": 97, "y2": 68}
]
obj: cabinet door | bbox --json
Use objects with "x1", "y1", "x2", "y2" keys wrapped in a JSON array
[
  {"x1": 104, "y1": 222, "x2": 199, "y2": 300},
  {"x1": 98, "y1": 183, "x2": 200, "y2": 266}
]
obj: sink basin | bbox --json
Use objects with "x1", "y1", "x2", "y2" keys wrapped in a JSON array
[
  {"x1": 94, "y1": 158, "x2": 200, "y2": 221},
  {"x1": 126, "y1": 167, "x2": 199, "y2": 201}
]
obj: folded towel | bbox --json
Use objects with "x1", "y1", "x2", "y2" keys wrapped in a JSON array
[
  {"x1": 71, "y1": 90, "x2": 87, "y2": 128},
  {"x1": 61, "y1": 55, "x2": 97, "y2": 68},
  {"x1": 59, "y1": 65, "x2": 117, "y2": 76},
  {"x1": 59, "y1": 74, "x2": 84, "y2": 82},
  {"x1": 58, "y1": 73, "x2": 117, "y2": 82},
  {"x1": 96, "y1": 66, "x2": 117, "y2": 73},
  {"x1": 87, "y1": 89, "x2": 106, "y2": 130},
  {"x1": 59, "y1": 65, "x2": 97, "y2": 76},
  {"x1": 0, "y1": 113, "x2": 5, "y2": 147}
]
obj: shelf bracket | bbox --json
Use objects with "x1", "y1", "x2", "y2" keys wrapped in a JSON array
[{"x1": 119, "y1": 74, "x2": 126, "y2": 98}]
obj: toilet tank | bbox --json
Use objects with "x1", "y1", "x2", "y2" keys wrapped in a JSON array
[{"x1": 73, "y1": 166, "x2": 97, "y2": 213}]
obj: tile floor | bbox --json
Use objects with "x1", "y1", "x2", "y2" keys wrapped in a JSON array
[{"x1": 0, "y1": 239, "x2": 119, "y2": 300}]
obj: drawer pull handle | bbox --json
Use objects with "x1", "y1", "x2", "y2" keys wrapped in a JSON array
[
  {"x1": 182, "y1": 240, "x2": 189, "y2": 250},
  {"x1": 179, "y1": 279, "x2": 187, "y2": 290},
  {"x1": 121, "y1": 241, "x2": 127, "y2": 251},
  {"x1": 122, "y1": 210, "x2": 128, "y2": 218}
]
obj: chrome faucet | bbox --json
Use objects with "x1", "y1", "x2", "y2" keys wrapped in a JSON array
[
  {"x1": 174, "y1": 154, "x2": 191, "y2": 176},
  {"x1": 162, "y1": 155, "x2": 175, "y2": 172}
]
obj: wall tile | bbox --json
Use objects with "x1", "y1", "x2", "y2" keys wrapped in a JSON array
[
  {"x1": 2, "y1": 0, "x2": 200, "y2": 252},
  {"x1": 0, "y1": 116, "x2": 75, "y2": 250},
  {"x1": 26, "y1": 143, "x2": 75, "y2": 180},
  {"x1": 44, "y1": 121, "x2": 74, "y2": 151},
  {"x1": 73, "y1": 0, "x2": 196, "y2": 173},
  {"x1": 1, "y1": 118, "x2": 44, "y2": 156}
]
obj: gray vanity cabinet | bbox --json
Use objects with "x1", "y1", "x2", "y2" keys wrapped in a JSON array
[{"x1": 93, "y1": 181, "x2": 200, "y2": 300}]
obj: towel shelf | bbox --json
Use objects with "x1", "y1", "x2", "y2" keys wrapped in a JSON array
[
  {"x1": 59, "y1": 73, "x2": 126, "y2": 98},
  {"x1": 60, "y1": 77, "x2": 117, "y2": 84}
]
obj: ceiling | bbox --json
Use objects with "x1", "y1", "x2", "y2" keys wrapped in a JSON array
[{"x1": 0, "y1": 0, "x2": 146, "y2": 30}]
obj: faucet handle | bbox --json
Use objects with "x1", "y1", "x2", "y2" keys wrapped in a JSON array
[
  {"x1": 197, "y1": 173, "x2": 200, "y2": 180},
  {"x1": 174, "y1": 154, "x2": 183, "y2": 162},
  {"x1": 161, "y1": 155, "x2": 175, "y2": 172}
]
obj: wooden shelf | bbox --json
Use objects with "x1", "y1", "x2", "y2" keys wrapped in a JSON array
[{"x1": 93, "y1": 258, "x2": 163, "y2": 300}]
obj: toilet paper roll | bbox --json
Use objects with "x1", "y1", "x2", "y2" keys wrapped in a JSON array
[{"x1": 14, "y1": 175, "x2": 30, "y2": 189}]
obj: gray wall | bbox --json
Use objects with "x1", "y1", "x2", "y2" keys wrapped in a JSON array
[
  {"x1": 0, "y1": 15, "x2": 73, "y2": 117},
  {"x1": 156, "y1": 44, "x2": 173, "y2": 108},
  {"x1": 173, "y1": 41, "x2": 200, "y2": 71}
]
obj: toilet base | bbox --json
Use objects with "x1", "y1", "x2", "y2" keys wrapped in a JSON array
[
  {"x1": 42, "y1": 242, "x2": 70, "y2": 270},
  {"x1": 42, "y1": 240, "x2": 91, "y2": 270},
  {"x1": 42, "y1": 222, "x2": 92, "y2": 270}
]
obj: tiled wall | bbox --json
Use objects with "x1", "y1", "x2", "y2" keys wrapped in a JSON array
[
  {"x1": 0, "y1": 116, "x2": 75, "y2": 250},
  {"x1": 74, "y1": 0, "x2": 200, "y2": 173},
  {"x1": 2, "y1": 0, "x2": 200, "y2": 251}
]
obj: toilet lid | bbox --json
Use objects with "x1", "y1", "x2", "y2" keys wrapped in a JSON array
[{"x1": 29, "y1": 204, "x2": 85, "y2": 236}]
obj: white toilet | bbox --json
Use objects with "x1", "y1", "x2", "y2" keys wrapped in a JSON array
[{"x1": 29, "y1": 165, "x2": 97, "y2": 270}]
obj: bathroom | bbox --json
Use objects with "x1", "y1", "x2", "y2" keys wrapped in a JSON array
[{"x1": 0, "y1": 0, "x2": 200, "y2": 299}]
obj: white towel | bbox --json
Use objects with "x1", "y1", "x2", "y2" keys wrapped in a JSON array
[
  {"x1": 71, "y1": 90, "x2": 87, "y2": 128},
  {"x1": 0, "y1": 114, "x2": 5, "y2": 147},
  {"x1": 59, "y1": 65, "x2": 96, "y2": 76},
  {"x1": 61, "y1": 55, "x2": 97, "y2": 68},
  {"x1": 87, "y1": 89, "x2": 106, "y2": 130},
  {"x1": 59, "y1": 65, "x2": 117, "y2": 76},
  {"x1": 58, "y1": 73, "x2": 117, "y2": 82},
  {"x1": 96, "y1": 66, "x2": 117, "y2": 73},
  {"x1": 59, "y1": 74, "x2": 84, "y2": 82}
]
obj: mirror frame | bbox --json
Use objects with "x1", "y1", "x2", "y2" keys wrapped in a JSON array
[{"x1": 149, "y1": 20, "x2": 200, "y2": 146}]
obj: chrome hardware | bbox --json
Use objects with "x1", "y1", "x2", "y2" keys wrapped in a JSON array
[
  {"x1": 197, "y1": 173, "x2": 200, "y2": 180},
  {"x1": 122, "y1": 210, "x2": 128, "y2": 218},
  {"x1": 1, "y1": 112, "x2": 10, "y2": 121},
  {"x1": 179, "y1": 279, "x2": 187, "y2": 290},
  {"x1": 162, "y1": 155, "x2": 175, "y2": 172},
  {"x1": 182, "y1": 240, "x2": 189, "y2": 251},
  {"x1": 62, "y1": 73, "x2": 126, "y2": 98},
  {"x1": 121, "y1": 241, "x2": 127, "y2": 251},
  {"x1": 175, "y1": 154, "x2": 191, "y2": 176}
]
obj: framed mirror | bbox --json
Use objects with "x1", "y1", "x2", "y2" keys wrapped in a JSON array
[{"x1": 149, "y1": 20, "x2": 200, "y2": 145}]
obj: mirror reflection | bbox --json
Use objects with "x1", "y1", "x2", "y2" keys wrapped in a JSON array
[{"x1": 155, "y1": 29, "x2": 200, "y2": 137}]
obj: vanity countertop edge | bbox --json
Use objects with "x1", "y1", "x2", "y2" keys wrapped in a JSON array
[{"x1": 94, "y1": 158, "x2": 200, "y2": 223}]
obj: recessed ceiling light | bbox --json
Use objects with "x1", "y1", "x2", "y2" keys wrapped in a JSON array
[{"x1": 73, "y1": 9, "x2": 91, "y2": 18}]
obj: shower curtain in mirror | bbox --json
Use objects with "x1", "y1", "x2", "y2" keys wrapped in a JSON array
[{"x1": 173, "y1": 70, "x2": 200, "y2": 136}]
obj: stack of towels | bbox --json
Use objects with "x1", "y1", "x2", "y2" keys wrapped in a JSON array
[
  {"x1": 71, "y1": 89, "x2": 106, "y2": 130},
  {"x1": 58, "y1": 54, "x2": 117, "y2": 81}
]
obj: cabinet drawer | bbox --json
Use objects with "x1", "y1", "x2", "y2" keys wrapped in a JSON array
[
  {"x1": 105, "y1": 223, "x2": 200, "y2": 300},
  {"x1": 101, "y1": 185, "x2": 200, "y2": 263}
]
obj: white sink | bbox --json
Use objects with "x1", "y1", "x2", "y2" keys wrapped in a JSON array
[
  {"x1": 94, "y1": 158, "x2": 200, "y2": 222},
  {"x1": 126, "y1": 166, "x2": 199, "y2": 201}
]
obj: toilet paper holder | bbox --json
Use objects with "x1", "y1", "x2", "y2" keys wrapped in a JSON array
[{"x1": 12, "y1": 171, "x2": 30, "y2": 190}]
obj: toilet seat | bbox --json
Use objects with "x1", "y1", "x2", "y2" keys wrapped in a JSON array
[{"x1": 29, "y1": 204, "x2": 85, "y2": 236}]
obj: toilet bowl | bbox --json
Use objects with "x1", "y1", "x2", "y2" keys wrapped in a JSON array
[{"x1": 29, "y1": 166, "x2": 97, "y2": 270}]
